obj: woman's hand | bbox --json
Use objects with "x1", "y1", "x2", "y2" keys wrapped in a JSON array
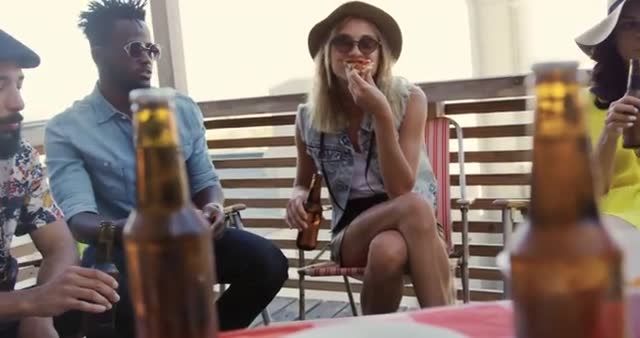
[
  {"x1": 285, "y1": 194, "x2": 308, "y2": 231},
  {"x1": 346, "y1": 66, "x2": 391, "y2": 116},
  {"x1": 604, "y1": 95, "x2": 640, "y2": 137}
]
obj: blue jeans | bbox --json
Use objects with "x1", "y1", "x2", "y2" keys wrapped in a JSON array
[{"x1": 82, "y1": 228, "x2": 288, "y2": 336}]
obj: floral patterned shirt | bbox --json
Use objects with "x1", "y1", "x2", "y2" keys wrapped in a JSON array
[{"x1": 0, "y1": 140, "x2": 63, "y2": 290}]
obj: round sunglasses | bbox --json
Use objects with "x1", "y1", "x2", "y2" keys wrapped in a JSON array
[
  {"x1": 123, "y1": 41, "x2": 162, "y2": 61},
  {"x1": 330, "y1": 34, "x2": 381, "y2": 55}
]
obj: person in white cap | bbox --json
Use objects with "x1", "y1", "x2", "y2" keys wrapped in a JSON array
[
  {"x1": 574, "y1": 0, "x2": 640, "y2": 231},
  {"x1": 0, "y1": 30, "x2": 119, "y2": 338}
]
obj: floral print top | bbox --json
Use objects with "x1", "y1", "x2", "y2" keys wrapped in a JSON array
[{"x1": 0, "y1": 140, "x2": 62, "y2": 289}]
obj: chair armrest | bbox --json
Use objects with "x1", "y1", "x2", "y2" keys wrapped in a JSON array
[
  {"x1": 492, "y1": 199, "x2": 529, "y2": 211},
  {"x1": 493, "y1": 199, "x2": 529, "y2": 247},
  {"x1": 456, "y1": 198, "x2": 475, "y2": 208},
  {"x1": 224, "y1": 204, "x2": 247, "y2": 230},
  {"x1": 224, "y1": 203, "x2": 246, "y2": 214}
]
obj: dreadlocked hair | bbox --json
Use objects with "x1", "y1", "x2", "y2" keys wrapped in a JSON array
[{"x1": 78, "y1": 0, "x2": 147, "y2": 47}]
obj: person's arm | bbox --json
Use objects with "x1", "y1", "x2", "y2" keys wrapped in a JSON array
[
  {"x1": 594, "y1": 130, "x2": 620, "y2": 196},
  {"x1": 45, "y1": 118, "x2": 107, "y2": 244},
  {"x1": 0, "y1": 289, "x2": 40, "y2": 318},
  {"x1": 22, "y1": 144, "x2": 78, "y2": 278},
  {"x1": 291, "y1": 111, "x2": 316, "y2": 199},
  {"x1": 286, "y1": 110, "x2": 317, "y2": 230},
  {"x1": 68, "y1": 213, "x2": 128, "y2": 245},
  {"x1": 31, "y1": 221, "x2": 78, "y2": 285},
  {"x1": 0, "y1": 145, "x2": 115, "y2": 320},
  {"x1": 593, "y1": 95, "x2": 640, "y2": 196},
  {"x1": 182, "y1": 98, "x2": 227, "y2": 237},
  {"x1": 371, "y1": 87, "x2": 427, "y2": 198},
  {"x1": 4, "y1": 147, "x2": 117, "y2": 335},
  {"x1": 19, "y1": 220, "x2": 79, "y2": 335},
  {"x1": 183, "y1": 98, "x2": 224, "y2": 208},
  {"x1": 0, "y1": 266, "x2": 119, "y2": 319},
  {"x1": 346, "y1": 70, "x2": 427, "y2": 198}
]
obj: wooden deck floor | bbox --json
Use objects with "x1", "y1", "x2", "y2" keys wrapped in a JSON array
[{"x1": 250, "y1": 297, "x2": 416, "y2": 328}]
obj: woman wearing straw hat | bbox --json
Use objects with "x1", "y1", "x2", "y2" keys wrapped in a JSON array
[
  {"x1": 575, "y1": 0, "x2": 640, "y2": 230},
  {"x1": 285, "y1": 1, "x2": 452, "y2": 314}
]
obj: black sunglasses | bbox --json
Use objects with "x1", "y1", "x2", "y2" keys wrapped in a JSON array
[
  {"x1": 330, "y1": 34, "x2": 381, "y2": 55},
  {"x1": 123, "y1": 41, "x2": 161, "y2": 61}
]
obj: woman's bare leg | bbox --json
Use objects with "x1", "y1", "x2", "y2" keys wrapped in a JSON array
[
  {"x1": 358, "y1": 230, "x2": 407, "y2": 314},
  {"x1": 340, "y1": 192, "x2": 452, "y2": 308}
]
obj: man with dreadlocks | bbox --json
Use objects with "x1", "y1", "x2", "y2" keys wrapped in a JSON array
[
  {"x1": 0, "y1": 30, "x2": 120, "y2": 338},
  {"x1": 44, "y1": 0, "x2": 288, "y2": 335}
]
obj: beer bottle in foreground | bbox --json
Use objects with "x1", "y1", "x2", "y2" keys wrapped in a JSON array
[
  {"x1": 84, "y1": 221, "x2": 119, "y2": 338},
  {"x1": 123, "y1": 88, "x2": 218, "y2": 338},
  {"x1": 510, "y1": 62, "x2": 626, "y2": 338},
  {"x1": 296, "y1": 173, "x2": 323, "y2": 250},
  {"x1": 623, "y1": 58, "x2": 640, "y2": 149}
]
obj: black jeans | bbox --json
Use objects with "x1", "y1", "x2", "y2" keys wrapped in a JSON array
[
  {"x1": 0, "y1": 310, "x2": 83, "y2": 338},
  {"x1": 82, "y1": 227, "x2": 288, "y2": 336}
]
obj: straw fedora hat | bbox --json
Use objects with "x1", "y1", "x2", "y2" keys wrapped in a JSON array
[
  {"x1": 307, "y1": 1, "x2": 402, "y2": 60},
  {"x1": 575, "y1": 0, "x2": 628, "y2": 58}
]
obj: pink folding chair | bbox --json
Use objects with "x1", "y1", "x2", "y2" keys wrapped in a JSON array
[{"x1": 296, "y1": 102, "x2": 471, "y2": 319}]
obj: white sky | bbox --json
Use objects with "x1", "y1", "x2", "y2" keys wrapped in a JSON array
[{"x1": 2, "y1": 0, "x2": 605, "y2": 122}]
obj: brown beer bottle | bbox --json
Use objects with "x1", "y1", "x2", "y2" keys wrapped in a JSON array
[
  {"x1": 296, "y1": 173, "x2": 323, "y2": 250},
  {"x1": 510, "y1": 62, "x2": 626, "y2": 338},
  {"x1": 623, "y1": 58, "x2": 640, "y2": 149},
  {"x1": 123, "y1": 88, "x2": 218, "y2": 338},
  {"x1": 85, "y1": 221, "x2": 119, "y2": 338}
]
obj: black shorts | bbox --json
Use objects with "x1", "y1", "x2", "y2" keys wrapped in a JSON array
[
  {"x1": 330, "y1": 194, "x2": 389, "y2": 264},
  {"x1": 329, "y1": 193, "x2": 445, "y2": 264}
]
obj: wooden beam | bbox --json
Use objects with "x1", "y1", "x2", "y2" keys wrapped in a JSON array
[
  {"x1": 196, "y1": 73, "x2": 541, "y2": 119},
  {"x1": 212, "y1": 150, "x2": 532, "y2": 169},
  {"x1": 238, "y1": 218, "x2": 503, "y2": 234},
  {"x1": 282, "y1": 280, "x2": 502, "y2": 301},
  {"x1": 199, "y1": 93, "x2": 306, "y2": 118},
  {"x1": 445, "y1": 98, "x2": 529, "y2": 115},
  {"x1": 149, "y1": 0, "x2": 188, "y2": 93},
  {"x1": 224, "y1": 197, "x2": 525, "y2": 211},
  {"x1": 204, "y1": 114, "x2": 295, "y2": 129},
  {"x1": 208, "y1": 136, "x2": 294, "y2": 149},
  {"x1": 220, "y1": 174, "x2": 529, "y2": 189},
  {"x1": 455, "y1": 124, "x2": 532, "y2": 138}
]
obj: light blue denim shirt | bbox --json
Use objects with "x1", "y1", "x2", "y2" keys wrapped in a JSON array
[{"x1": 44, "y1": 84, "x2": 219, "y2": 221}]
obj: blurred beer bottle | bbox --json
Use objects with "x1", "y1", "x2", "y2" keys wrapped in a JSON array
[
  {"x1": 510, "y1": 62, "x2": 626, "y2": 338},
  {"x1": 296, "y1": 173, "x2": 323, "y2": 250},
  {"x1": 85, "y1": 221, "x2": 119, "y2": 338},
  {"x1": 123, "y1": 88, "x2": 218, "y2": 338}
]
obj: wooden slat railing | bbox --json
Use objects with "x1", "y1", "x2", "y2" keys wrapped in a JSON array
[
  {"x1": 17, "y1": 72, "x2": 543, "y2": 301},
  {"x1": 197, "y1": 74, "x2": 536, "y2": 302}
]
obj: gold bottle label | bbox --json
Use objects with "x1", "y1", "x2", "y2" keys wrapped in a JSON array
[{"x1": 535, "y1": 81, "x2": 582, "y2": 137}]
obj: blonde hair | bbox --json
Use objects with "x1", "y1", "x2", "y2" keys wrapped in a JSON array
[{"x1": 306, "y1": 18, "x2": 410, "y2": 133}]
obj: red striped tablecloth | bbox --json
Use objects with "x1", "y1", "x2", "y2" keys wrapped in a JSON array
[
  {"x1": 222, "y1": 292, "x2": 640, "y2": 338},
  {"x1": 221, "y1": 301, "x2": 514, "y2": 338}
]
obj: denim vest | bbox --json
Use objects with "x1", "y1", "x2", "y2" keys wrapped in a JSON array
[{"x1": 296, "y1": 84, "x2": 438, "y2": 230}]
